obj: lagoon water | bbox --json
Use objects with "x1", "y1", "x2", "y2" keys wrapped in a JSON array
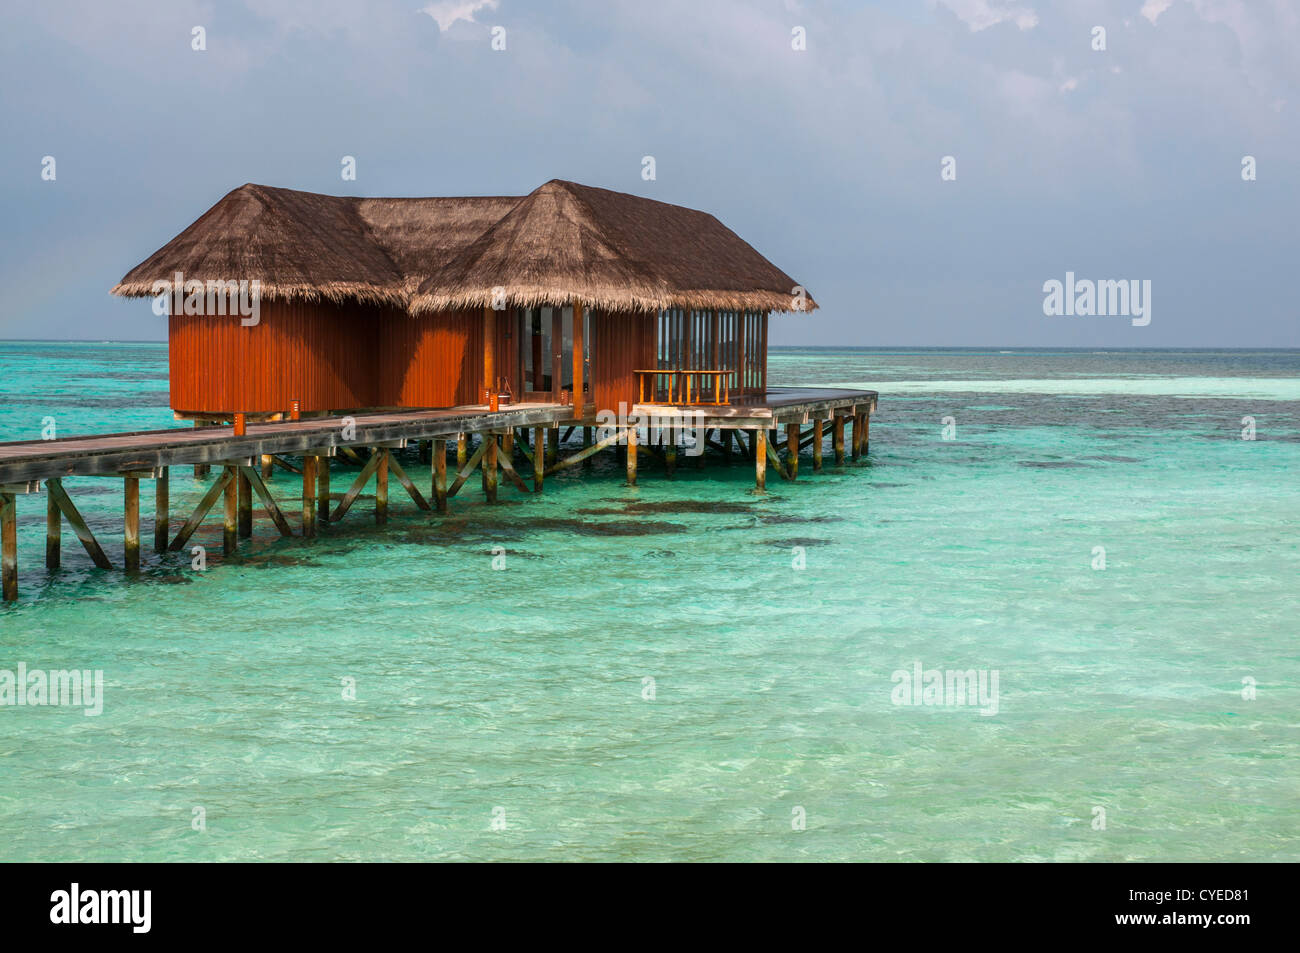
[{"x1": 0, "y1": 343, "x2": 1296, "y2": 861}]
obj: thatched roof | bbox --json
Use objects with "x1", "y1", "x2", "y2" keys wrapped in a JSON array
[{"x1": 113, "y1": 180, "x2": 815, "y2": 314}]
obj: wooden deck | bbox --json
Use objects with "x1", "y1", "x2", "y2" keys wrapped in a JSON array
[
  {"x1": 0, "y1": 387, "x2": 878, "y2": 602},
  {"x1": 633, "y1": 386, "x2": 877, "y2": 428},
  {"x1": 0, "y1": 402, "x2": 566, "y2": 485}
]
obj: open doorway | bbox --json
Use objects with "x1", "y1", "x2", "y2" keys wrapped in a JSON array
[{"x1": 516, "y1": 305, "x2": 589, "y2": 403}]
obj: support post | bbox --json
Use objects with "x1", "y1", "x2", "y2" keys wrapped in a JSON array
[
  {"x1": 45, "y1": 480, "x2": 112, "y2": 567},
  {"x1": 813, "y1": 420, "x2": 824, "y2": 472},
  {"x1": 1, "y1": 493, "x2": 15, "y2": 603},
  {"x1": 665, "y1": 425, "x2": 677, "y2": 477},
  {"x1": 457, "y1": 433, "x2": 468, "y2": 469},
  {"x1": 166, "y1": 470, "x2": 230, "y2": 555},
  {"x1": 851, "y1": 413, "x2": 862, "y2": 461},
  {"x1": 582, "y1": 426, "x2": 592, "y2": 468},
  {"x1": 551, "y1": 307, "x2": 563, "y2": 402},
  {"x1": 46, "y1": 490, "x2": 60, "y2": 569},
  {"x1": 375, "y1": 449, "x2": 389, "y2": 524},
  {"x1": 834, "y1": 415, "x2": 846, "y2": 465},
  {"x1": 754, "y1": 430, "x2": 766, "y2": 491},
  {"x1": 154, "y1": 467, "x2": 169, "y2": 553},
  {"x1": 243, "y1": 467, "x2": 294, "y2": 537},
  {"x1": 483, "y1": 305, "x2": 497, "y2": 402},
  {"x1": 433, "y1": 438, "x2": 448, "y2": 513},
  {"x1": 317, "y1": 457, "x2": 330, "y2": 523},
  {"x1": 484, "y1": 433, "x2": 498, "y2": 503},
  {"x1": 861, "y1": 413, "x2": 870, "y2": 455},
  {"x1": 237, "y1": 469, "x2": 252, "y2": 537},
  {"x1": 533, "y1": 426, "x2": 545, "y2": 491},
  {"x1": 387, "y1": 453, "x2": 430, "y2": 509},
  {"x1": 787, "y1": 424, "x2": 799, "y2": 480},
  {"x1": 722, "y1": 429, "x2": 733, "y2": 464},
  {"x1": 124, "y1": 476, "x2": 141, "y2": 572},
  {"x1": 572, "y1": 299, "x2": 585, "y2": 409},
  {"x1": 261, "y1": 454, "x2": 274, "y2": 480},
  {"x1": 626, "y1": 425, "x2": 638, "y2": 486},
  {"x1": 302, "y1": 455, "x2": 317, "y2": 538},
  {"x1": 222, "y1": 466, "x2": 237, "y2": 555}
]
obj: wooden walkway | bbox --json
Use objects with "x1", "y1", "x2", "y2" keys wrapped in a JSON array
[
  {"x1": 0, "y1": 388, "x2": 877, "y2": 602},
  {"x1": 0, "y1": 402, "x2": 566, "y2": 485}
]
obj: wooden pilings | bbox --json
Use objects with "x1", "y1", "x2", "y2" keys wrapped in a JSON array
[
  {"x1": 851, "y1": 413, "x2": 865, "y2": 460},
  {"x1": 46, "y1": 490, "x2": 60, "y2": 569},
  {"x1": 244, "y1": 466, "x2": 294, "y2": 537},
  {"x1": 237, "y1": 469, "x2": 252, "y2": 538},
  {"x1": 834, "y1": 415, "x2": 846, "y2": 465},
  {"x1": 533, "y1": 427, "x2": 545, "y2": 492},
  {"x1": 754, "y1": 429, "x2": 766, "y2": 491},
  {"x1": 48, "y1": 478, "x2": 112, "y2": 568},
  {"x1": 317, "y1": 458, "x2": 330, "y2": 523},
  {"x1": 387, "y1": 452, "x2": 430, "y2": 510},
  {"x1": 433, "y1": 438, "x2": 447, "y2": 513},
  {"x1": 155, "y1": 467, "x2": 169, "y2": 552},
  {"x1": 302, "y1": 455, "x2": 317, "y2": 538},
  {"x1": 546, "y1": 425, "x2": 559, "y2": 467},
  {"x1": 124, "y1": 476, "x2": 141, "y2": 571},
  {"x1": 376, "y1": 450, "x2": 389, "y2": 524},
  {"x1": 222, "y1": 466, "x2": 237, "y2": 555},
  {"x1": 813, "y1": 420, "x2": 824, "y2": 472},
  {"x1": 330, "y1": 450, "x2": 382, "y2": 522},
  {"x1": 786, "y1": 425, "x2": 799, "y2": 480},
  {"x1": 483, "y1": 434, "x2": 498, "y2": 503},
  {"x1": 2, "y1": 493, "x2": 15, "y2": 602},
  {"x1": 626, "y1": 425, "x2": 638, "y2": 486}
]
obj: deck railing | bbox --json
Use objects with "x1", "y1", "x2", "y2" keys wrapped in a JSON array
[{"x1": 635, "y1": 369, "x2": 732, "y2": 406}]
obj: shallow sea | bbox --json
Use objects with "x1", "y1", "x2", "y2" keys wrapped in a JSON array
[{"x1": 0, "y1": 343, "x2": 1296, "y2": 861}]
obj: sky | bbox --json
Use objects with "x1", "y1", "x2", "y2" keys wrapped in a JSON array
[{"x1": 0, "y1": 0, "x2": 1296, "y2": 346}]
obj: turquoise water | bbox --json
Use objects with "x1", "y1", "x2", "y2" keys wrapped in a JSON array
[{"x1": 0, "y1": 343, "x2": 1296, "y2": 862}]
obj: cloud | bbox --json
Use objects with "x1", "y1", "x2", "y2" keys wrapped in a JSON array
[
  {"x1": 420, "y1": 0, "x2": 497, "y2": 32},
  {"x1": 1141, "y1": 0, "x2": 1173, "y2": 24},
  {"x1": 935, "y1": 0, "x2": 1038, "y2": 32}
]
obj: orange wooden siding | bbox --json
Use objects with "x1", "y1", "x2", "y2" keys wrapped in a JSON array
[
  {"x1": 590, "y1": 309, "x2": 656, "y2": 412},
  {"x1": 169, "y1": 300, "x2": 383, "y2": 414},
  {"x1": 168, "y1": 302, "x2": 746, "y2": 416}
]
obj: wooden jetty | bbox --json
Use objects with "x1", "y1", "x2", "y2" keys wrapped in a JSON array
[
  {"x1": 0, "y1": 388, "x2": 875, "y2": 602},
  {"x1": 1, "y1": 178, "x2": 880, "y2": 602}
]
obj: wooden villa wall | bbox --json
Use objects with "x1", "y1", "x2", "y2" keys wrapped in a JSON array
[
  {"x1": 377, "y1": 308, "x2": 483, "y2": 408},
  {"x1": 589, "y1": 309, "x2": 656, "y2": 412},
  {"x1": 169, "y1": 300, "x2": 384, "y2": 415},
  {"x1": 168, "y1": 301, "x2": 763, "y2": 416},
  {"x1": 171, "y1": 302, "x2": 514, "y2": 415}
]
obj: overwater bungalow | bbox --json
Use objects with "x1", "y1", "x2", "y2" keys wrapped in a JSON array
[
  {"x1": 111, "y1": 179, "x2": 808, "y2": 418},
  {"x1": 0, "y1": 180, "x2": 876, "y2": 602}
]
